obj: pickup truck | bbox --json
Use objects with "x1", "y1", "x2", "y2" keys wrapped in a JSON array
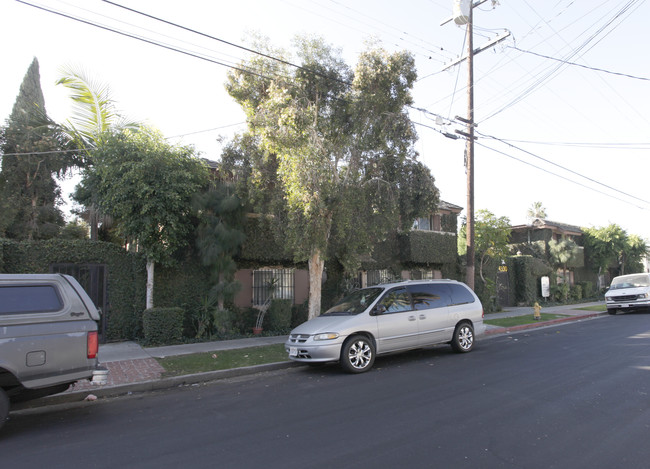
[{"x1": 0, "y1": 273, "x2": 103, "y2": 429}]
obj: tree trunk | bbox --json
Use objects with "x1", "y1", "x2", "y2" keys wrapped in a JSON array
[
  {"x1": 307, "y1": 248, "x2": 324, "y2": 320},
  {"x1": 146, "y1": 259, "x2": 155, "y2": 310}
]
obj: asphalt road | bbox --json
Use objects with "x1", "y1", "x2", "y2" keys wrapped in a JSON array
[{"x1": 3, "y1": 313, "x2": 650, "y2": 469}]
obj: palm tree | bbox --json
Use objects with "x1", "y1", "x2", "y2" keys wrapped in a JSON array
[
  {"x1": 526, "y1": 201, "x2": 547, "y2": 222},
  {"x1": 56, "y1": 66, "x2": 139, "y2": 239}
]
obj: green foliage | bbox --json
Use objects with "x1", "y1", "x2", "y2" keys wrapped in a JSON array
[
  {"x1": 583, "y1": 224, "x2": 648, "y2": 276},
  {"x1": 194, "y1": 181, "x2": 246, "y2": 309},
  {"x1": 59, "y1": 219, "x2": 89, "y2": 240},
  {"x1": 143, "y1": 307, "x2": 184, "y2": 345},
  {"x1": 0, "y1": 58, "x2": 75, "y2": 240},
  {"x1": 226, "y1": 35, "x2": 438, "y2": 318},
  {"x1": 399, "y1": 231, "x2": 457, "y2": 264},
  {"x1": 510, "y1": 255, "x2": 552, "y2": 305},
  {"x1": 266, "y1": 299, "x2": 293, "y2": 332},
  {"x1": 570, "y1": 284, "x2": 583, "y2": 301},
  {"x1": 91, "y1": 128, "x2": 209, "y2": 267},
  {"x1": 0, "y1": 238, "x2": 146, "y2": 340}
]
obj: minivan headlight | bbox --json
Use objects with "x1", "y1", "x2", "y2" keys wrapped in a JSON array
[
  {"x1": 638, "y1": 293, "x2": 649, "y2": 299},
  {"x1": 313, "y1": 333, "x2": 339, "y2": 341}
]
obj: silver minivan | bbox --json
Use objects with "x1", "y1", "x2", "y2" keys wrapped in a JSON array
[{"x1": 285, "y1": 279, "x2": 485, "y2": 373}]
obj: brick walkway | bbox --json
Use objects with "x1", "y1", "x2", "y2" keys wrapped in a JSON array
[{"x1": 70, "y1": 358, "x2": 166, "y2": 392}]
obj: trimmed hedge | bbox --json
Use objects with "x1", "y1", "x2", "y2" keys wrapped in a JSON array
[
  {"x1": 143, "y1": 307, "x2": 184, "y2": 345},
  {"x1": 399, "y1": 230, "x2": 457, "y2": 264}
]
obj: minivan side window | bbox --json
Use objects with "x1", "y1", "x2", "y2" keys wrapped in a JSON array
[
  {"x1": 0, "y1": 285, "x2": 63, "y2": 315},
  {"x1": 408, "y1": 284, "x2": 451, "y2": 310},
  {"x1": 378, "y1": 288, "x2": 412, "y2": 313},
  {"x1": 448, "y1": 284, "x2": 475, "y2": 306}
]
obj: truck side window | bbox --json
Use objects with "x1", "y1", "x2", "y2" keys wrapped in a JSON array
[{"x1": 0, "y1": 285, "x2": 63, "y2": 314}]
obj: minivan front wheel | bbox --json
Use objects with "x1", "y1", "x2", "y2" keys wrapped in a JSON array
[
  {"x1": 340, "y1": 335, "x2": 375, "y2": 373},
  {"x1": 451, "y1": 322, "x2": 474, "y2": 353}
]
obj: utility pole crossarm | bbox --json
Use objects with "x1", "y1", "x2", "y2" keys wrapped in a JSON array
[{"x1": 441, "y1": 31, "x2": 511, "y2": 71}]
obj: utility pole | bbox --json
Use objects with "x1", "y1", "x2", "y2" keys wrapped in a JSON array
[
  {"x1": 465, "y1": 4, "x2": 476, "y2": 291},
  {"x1": 440, "y1": 1, "x2": 507, "y2": 291}
]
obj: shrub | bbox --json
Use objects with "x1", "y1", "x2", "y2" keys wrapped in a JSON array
[
  {"x1": 143, "y1": 307, "x2": 184, "y2": 345},
  {"x1": 570, "y1": 284, "x2": 583, "y2": 301},
  {"x1": 291, "y1": 301, "x2": 309, "y2": 328},
  {"x1": 266, "y1": 299, "x2": 292, "y2": 332}
]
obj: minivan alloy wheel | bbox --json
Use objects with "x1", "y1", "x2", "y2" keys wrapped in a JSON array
[
  {"x1": 341, "y1": 335, "x2": 375, "y2": 373},
  {"x1": 451, "y1": 322, "x2": 474, "y2": 353}
]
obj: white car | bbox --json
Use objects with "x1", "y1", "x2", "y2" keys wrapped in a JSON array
[
  {"x1": 605, "y1": 273, "x2": 650, "y2": 315},
  {"x1": 285, "y1": 279, "x2": 485, "y2": 373}
]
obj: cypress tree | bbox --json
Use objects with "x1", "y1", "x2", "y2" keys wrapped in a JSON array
[{"x1": 0, "y1": 58, "x2": 69, "y2": 239}]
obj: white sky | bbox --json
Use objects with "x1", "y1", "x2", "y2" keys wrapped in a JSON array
[{"x1": 2, "y1": 0, "x2": 650, "y2": 239}]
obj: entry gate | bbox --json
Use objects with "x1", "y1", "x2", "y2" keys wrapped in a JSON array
[{"x1": 50, "y1": 263, "x2": 108, "y2": 343}]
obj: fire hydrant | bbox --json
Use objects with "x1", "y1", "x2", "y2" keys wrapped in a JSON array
[{"x1": 533, "y1": 302, "x2": 541, "y2": 320}]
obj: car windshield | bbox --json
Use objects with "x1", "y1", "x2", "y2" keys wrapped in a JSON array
[
  {"x1": 322, "y1": 288, "x2": 383, "y2": 316},
  {"x1": 609, "y1": 275, "x2": 650, "y2": 290}
]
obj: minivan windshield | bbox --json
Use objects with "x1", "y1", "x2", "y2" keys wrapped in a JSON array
[
  {"x1": 322, "y1": 288, "x2": 383, "y2": 316},
  {"x1": 609, "y1": 274, "x2": 650, "y2": 290}
]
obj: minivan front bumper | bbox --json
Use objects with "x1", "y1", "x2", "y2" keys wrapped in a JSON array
[{"x1": 285, "y1": 335, "x2": 345, "y2": 363}]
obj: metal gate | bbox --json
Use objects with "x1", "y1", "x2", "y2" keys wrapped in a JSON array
[
  {"x1": 497, "y1": 269, "x2": 511, "y2": 308},
  {"x1": 50, "y1": 263, "x2": 108, "y2": 343}
]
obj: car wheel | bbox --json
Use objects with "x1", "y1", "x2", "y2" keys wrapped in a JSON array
[
  {"x1": 608, "y1": 309, "x2": 617, "y2": 315},
  {"x1": 340, "y1": 335, "x2": 375, "y2": 373},
  {"x1": 0, "y1": 388, "x2": 9, "y2": 430},
  {"x1": 451, "y1": 322, "x2": 474, "y2": 353}
]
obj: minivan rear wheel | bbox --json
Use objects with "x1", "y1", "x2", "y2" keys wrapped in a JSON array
[
  {"x1": 340, "y1": 335, "x2": 375, "y2": 373},
  {"x1": 451, "y1": 322, "x2": 474, "y2": 353},
  {"x1": 0, "y1": 388, "x2": 9, "y2": 430}
]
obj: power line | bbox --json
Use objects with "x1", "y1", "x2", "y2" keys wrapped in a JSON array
[
  {"x1": 475, "y1": 139, "x2": 649, "y2": 210},
  {"x1": 14, "y1": 0, "x2": 275, "y2": 82},
  {"x1": 509, "y1": 45, "x2": 650, "y2": 81},
  {"x1": 101, "y1": 0, "x2": 353, "y2": 87},
  {"x1": 475, "y1": 129, "x2": 650, "y2": 206}
]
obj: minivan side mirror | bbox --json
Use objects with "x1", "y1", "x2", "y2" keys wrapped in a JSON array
[{"x1": 371, "y1": 304, "x2": 387, "y2": 316}]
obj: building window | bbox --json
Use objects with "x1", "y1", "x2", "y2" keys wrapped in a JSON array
[
  {"x1": 413, "y1": 214, "x2": 442, "y2": 232},
  {"x1": 367, "y1": 269, "x2": 395, "y2": 286},
  {"x1": 253, "y1": 269, "x2": 294, "y2": 305},
  {"x1": 411, "y1": 270, "x2": 442, "y2": 280}
]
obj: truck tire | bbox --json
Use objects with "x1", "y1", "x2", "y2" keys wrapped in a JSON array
[{"x1": 0, "y1": 388, "x2": 9, "y2": 430}]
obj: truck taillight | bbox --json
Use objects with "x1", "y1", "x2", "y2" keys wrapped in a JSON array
[{"x1": 87, "y1": 331, "x2": 98, "y2": 359}]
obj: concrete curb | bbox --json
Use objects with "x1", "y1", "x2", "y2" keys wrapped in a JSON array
[
  {"x1": 12, "y1": 361, "x2": 302, "y2": 411},
  {"x1": 13, "y1": 311, "x2": 608, "y2": 411},
  {"x1": 484, "y1": 311, "x2": 608, "y2": 336}
]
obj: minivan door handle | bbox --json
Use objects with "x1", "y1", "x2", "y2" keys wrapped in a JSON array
[
  {"x1": 408, "y1": 315, "x2": 416, "y2": 321},
  {"x1": 419, "y1": 314, "x2": 426, "y2": 320}
]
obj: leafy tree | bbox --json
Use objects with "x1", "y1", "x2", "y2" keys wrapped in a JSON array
[
  {"x1": 194, "y1": 181, "x2": 246, "y2": 311},
  {"x1": 91, "y1": 128, "x2": 208, "y2": 308},
  {"x1": 0, "y1": 58, "x2": 76, "y2": 240},
  {"x1": 226, "y1": 36, "x2": 438, "y2": 319},
  {"x1": 584, "y1": 224, "x2": 648, "y2": 280},
  {"x1": 461, "y1": 209, "x2": 511, "y2": 285}
]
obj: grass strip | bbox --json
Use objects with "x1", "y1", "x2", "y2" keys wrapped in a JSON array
[
  {"x1": 156, "y1": 343, "x2": 288, "y2": 377},
  {"x1": 484, "y1": 313, "x2": 567, "y2": 328},
  {"x1": 576, "y1": 305, "x2": 607, "y2": 312}
]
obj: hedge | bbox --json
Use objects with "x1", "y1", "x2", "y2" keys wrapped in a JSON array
[{"x1": 143, "y1": 307, "x2": 184, "y2": 345}]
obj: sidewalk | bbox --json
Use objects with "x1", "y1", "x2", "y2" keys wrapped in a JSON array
[{"x1": 21, "y1": 301, "x2": 607, "y2": 408}]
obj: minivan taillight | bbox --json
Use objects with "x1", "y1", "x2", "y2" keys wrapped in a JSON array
[{"x1": 87, "y1": 331, "x2": 98, "y2": 359}]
